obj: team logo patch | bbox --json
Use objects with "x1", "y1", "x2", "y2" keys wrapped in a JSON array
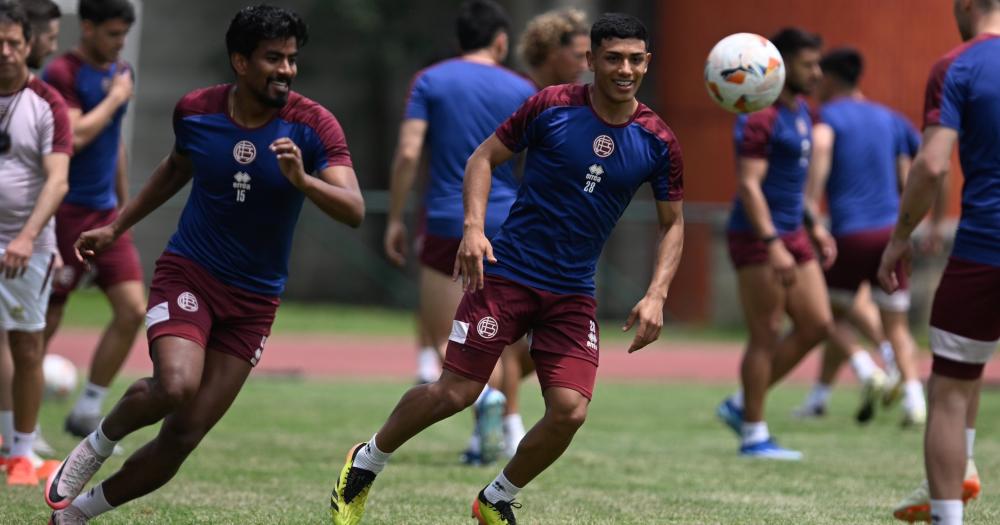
[
  {"x1": 477, "y1": 316, "x2": 499, "y2": 339},
  {"x1": 233, "y1": 140, "x2": 257, "y2": 164},
  {"x1": 796, "y1": 117, "x2": 808, "y2": 137},
  {"x1": 177, "y1": 292, "x2": 199, "y2": 313},
  {"x1": 593, "y1": 134, "x2": 615, "y2": 158}
]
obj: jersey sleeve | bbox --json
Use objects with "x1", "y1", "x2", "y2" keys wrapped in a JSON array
[
  {"x1": 172, "y1": 96, "x2": 192, "y2": 155},
  {"x1": 305, "y1": 107, "x2": 353, "y2": 172},
  {"x1": 894, "y1": 113, "x2": 921, "y2": 157},
  {"x1": 649, "y1": 137, "x2": 684, "y2": 201},
  {"x1": 403, "y1": 71, "x2": 431, "y2": 121},
  {"x1": 735, "y1": 109, "x2": 775, "y2": 159},
  {"x1": 494, "y1": 88, "x2": 557, "y2": 153},
  {"x1": 32, "y1": 81, "x2": 73, "y2": 156},
  {"x1": 42, "y1": 57, "x2": 82, "y2": 109},
  {"x1": 923, "y1": 55, "x2": 964, "y2": 131}
]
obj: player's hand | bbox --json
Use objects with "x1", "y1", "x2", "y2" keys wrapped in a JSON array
[
  {"x1": 453, "y1": 228, "x2": 495, "y2": 292},
  {"x1": 75, "y1": 225, "x2": 118, "y2": 262},
  {"x1": 623, "y1": 294, "x2": 664, "y2": 353},
  {"x1": 768, "y1": 240, "x2": 797, "y2": 287},
  {"x1": 1, "y1": 234, "x2": 33, "y2": 279},
  {"x1": 384, "y1": 219, "x2": 408, "y2": 267},
  {"x1": 808, "y1": 224, "x2": 838, "y2": 270},
  {"x1": 878, "y1": 236, "x2": 912, "y2": 293},
  {"x1": 271, "y1": 138, "x2": 307, "y2": 189},
  {"x1": 108, "y1": 68, "x2": 134, "y2": 104}
]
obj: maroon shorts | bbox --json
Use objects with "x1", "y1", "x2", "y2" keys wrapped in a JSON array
[
  {"x1": 145, "y1": 252, "x2": 280, "y2": 367},
  {"x1": 927, "y1": 257, "x2": 1000, "y2": 379},
  {"x1": 443, "y1": 274, "x2": 599, "y2": 399},
  {"x1": 417, "y1": 232, "x2": 461, "y2": 277},
  {"x1": 51, "y1": 202, "x2": 143, "y2": 304},
  {"x1": 825, "y1": 226, "x2": 909, "y2": 292},
  {"x1": 727, "y1": 228, "x2": 815, "y2": 269}
]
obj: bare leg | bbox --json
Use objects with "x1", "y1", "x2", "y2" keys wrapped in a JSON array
[
  {"x1": 499, "y1": 339, "x2": 532, "y2": 416},
  {"x1": 925, "y1": 374, "x2": 978, "y2": 500},
  {"x1": 847, "y1": 282, "x2": 884, "y2": 347},
  {"x1": 736, "y1": 265, "x2": 784, "y2": 423},
  {"x1": 882, "y1": 311, "x2": 918, "y2": 383},
  {"x1": 374, "y1": 370, "x2": 485, "y2": 452},
  {"x1": 100, "y1": 349, "x2": 250, "y2": 507},
  {"x1": 767, "y1": 262, "x2": 834, "y2": 387},
  {"x1": 501, "y1": 386, "x2": 588, "y2": 487},
  {"x1": 87, "y1": 281, "x2": 145, "y2": 387},
  {"x1": 9, "y1": 330, "x2": 44, "y2": 434},
  {"x1": 0, "y1": 330, "x2": 12, "y2": 411}
]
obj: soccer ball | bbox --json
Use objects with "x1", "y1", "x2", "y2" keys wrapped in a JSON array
[
  {"x1": 43, "y1": 354, "x2": 78, "y2": 401},
  {"x1": 704, "y1": 33, "x2": 785, "y2": 113}
]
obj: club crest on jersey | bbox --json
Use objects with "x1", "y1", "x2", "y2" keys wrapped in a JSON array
[
  {"x1": 233, "y1": 140, "x2": 257, "y2": 164},
  {"x1": 477, "y1": 316, "x2": 499, "y2": 339},
  {"x1": 583, "y1": 164, "x2": 603, "y2": 194},
  {"x1": 233, "y1": 172, "x2": 252, "y2": 202},
  {"x1": 593, "y1": 134, "x2": 615, "y2": 158}
]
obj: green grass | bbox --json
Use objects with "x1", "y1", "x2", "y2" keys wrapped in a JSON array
[{"x1": 6, "y1": 379, "x2": 998, "y2": 523}]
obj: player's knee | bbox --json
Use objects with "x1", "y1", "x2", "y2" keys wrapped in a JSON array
[
  {"x1": 437, "y1": 384, "x2": 479, "y2": 415},
  {"x1": 154, "y1": 374, "x2": 198, "y2": 409},
  {"x1": 800, "y1": 318, "x2": 834, "y2": 347},
  {"x1": 115, "y1": 302, "x2": 146, "y2": 330},
  {"x1": 547, "y1": 401, "x2": 588, "y2": 432}
]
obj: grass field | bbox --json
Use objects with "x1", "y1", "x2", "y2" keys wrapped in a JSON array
[{"x1": 4, "y1": 377, "x2": 999, "y2": 524}]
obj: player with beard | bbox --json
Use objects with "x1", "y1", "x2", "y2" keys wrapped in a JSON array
[
  {"x1": 44, "y1": 5, "x2": 364, "y2": 522},
  {"x1": 41, "y1": 0, "x2": 146, "y2": 440},
  {"x1": 23, "y1": 0, "x2": 61, "y2": 70},
  {"x1": 715, "y1": 27, "x2": 835, "y2": 460},
  {"x1": 331, "y1": 13, "x2": 684, "y2": 525}
]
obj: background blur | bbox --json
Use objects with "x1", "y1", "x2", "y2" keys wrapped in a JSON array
[{"x1": 47, "y1": 0, "x2": 963, "y2": 328}]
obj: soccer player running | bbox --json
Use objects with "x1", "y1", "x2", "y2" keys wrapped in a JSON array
[
  {"x1": 0, "y1": 2, "x2": 71, "y2": 485},
  {"x1": 44, "y1": 5, "x2": 364, "y2": 522},
  {"x1": 797, "y1": 48, "x2": 926, "y2": 426},
  {"x1": 332, "y1": 13, "x2": 684, "y2": 525},
  {"x1": 41, "y1": 0, "x2": 147, "y2": 439},
  {"x1": 383, "y1": 0, "x2": 534, "y2": 464},
  {"x1": 881, "y1": 0, "x2": 1000, "y2": 522},
  {"x1": 495, "y1": 5, "x2": 590, "y2": 459},
  {"x1": 715, "y1": 28, "x2": 834, "y2": 460},
  {"x1": 0, "y1": 0, "x2": 62, "y2": 465}
]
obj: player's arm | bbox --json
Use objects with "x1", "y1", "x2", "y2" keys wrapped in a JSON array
[
  {"x1": 878, "y1": 126, "x2": 958, "y2": 292},
  {"x1": 66, "y1": 70, "x2": 132, "y2": 151},
  {"x1": 271, "y1": 138, "x2": 364, "y2": 228},
  {"x1": 623, "y1": 199, "x2": 684, "y2": 353},
  {"x1": 115, "y1": 139, "x2": 129, "y2": 208},
  {"x1": 455, "y1": 134, "x2": 515, "y2": 291},
  {"x1": 736, "y1": 157, "x2": 796, "y2": 285},
  {"x1": 803, "y1": 123, "x2": 836, "y2": 268},
  {"x1": 1, "y1": 153, "x2": 69, "y2": 278},
  {"x1": 76, "y1": 149, "x2": 193, "y2": 260},
  {"x1": 384, "y1": 118, "x2": 428, "y2": 266}
]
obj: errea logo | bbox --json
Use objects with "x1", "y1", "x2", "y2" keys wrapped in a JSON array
[
  {"x1": 233, "y1": 140, "x2": 256, "y2": 164},
  {"x1": 233, "y1": 172, "x2": 251, "y2": 202}
]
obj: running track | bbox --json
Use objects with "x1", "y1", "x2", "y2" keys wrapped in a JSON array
[{"x1": 48, "y1": 328, "x2": 1000, "y2": 384}]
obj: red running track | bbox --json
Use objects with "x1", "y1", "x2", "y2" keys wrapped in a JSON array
[{"x1": 47, "y1": 328, "x2": 997, "y2": 384}]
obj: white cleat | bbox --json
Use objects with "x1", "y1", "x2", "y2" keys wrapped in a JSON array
[
  {"x1": 45, "y1": 439, "x2": 108, "y2": 510},
  {"x1": 49, "y1": 505, "x2": 89, "y2": 524},
  {"x1": 892, "y1": 459, "x2": 981, "y2": 522}
]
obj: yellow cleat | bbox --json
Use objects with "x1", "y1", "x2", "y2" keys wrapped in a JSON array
[
  {"x1": 892, "y1": 459, "x2": 981, "y2": 522},
  {"x1": 471, "y1": 490, "x2": 521, "y2": 525},
  {"x1": 330, "y1": 443, "x2": 377, "y2": 525}
]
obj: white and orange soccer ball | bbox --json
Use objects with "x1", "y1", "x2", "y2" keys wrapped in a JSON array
[
  {"x1": 43, "y1": 354, "x2": 78, "y2": 401},
  {"x1": 704, "y1": 33, "x2": 785, "y2": 113}
]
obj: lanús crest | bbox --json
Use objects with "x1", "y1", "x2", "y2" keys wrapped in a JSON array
[{"x1": 704, "y1": 33, "x2": 785, "y2": 114}]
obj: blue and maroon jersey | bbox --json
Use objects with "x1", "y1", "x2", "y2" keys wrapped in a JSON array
[
  {"x1": 924, "y1": 33, "x2": 1000, "y2": 267},
  {"x1": 43, "y1": 52, "x2": 129, "y2": 210},
  {"x1": 167, "y1": 84, "x2": 352, "y2": 295},
  {"x1": 487, "y1": 84, "x2": 684, "y2": 296},
  {"x1": 821, "y1": 98, "x2": 920, "y2": 236},
  {"x1": 727, "y1": 98, "x2": 815, "y2": 234},
  {"x1": 405, "y1": 59, "x2": 536, "y2": 239}
]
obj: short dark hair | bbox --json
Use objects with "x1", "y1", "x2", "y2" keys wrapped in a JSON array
[
  {"x1": 770, "y1": 27, "x2": 822, "y2": 62},
  {"x1": 0, "y1": 1, "x2": 31, "y2": 41},
  {"x1": 455, "y1": 0, "x2": 509, "y2": 52},
  {"x1": 820, "y1": 47, "x2": 863, "y2": 87},
  {"x1": 78, "y1": 0, "x2": 135, "y2": 25},
  {"x1": 225, "y1": 4, "x2": 308, "y2": 59},
  {"x1": 22, "y1": 0, "x2": 61, "y2": 29},
  {"x1": 590, "y1": 13, "x2": 649, "y2": 51}
]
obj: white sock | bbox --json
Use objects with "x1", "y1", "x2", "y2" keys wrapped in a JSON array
[
  {"x1": 849, "y1": 350, "x2": 878, "y2": 381},
  {"x1": 741, "y1": 421, "x2": 769, "y2": 445},
  {"x1": 730, "y1": 390, "x2": 744, "y2": 410},
  {"x1": 483, "y1": 471, "x2": 521, "y2": 504},
  {"x1": 72, "y1": 483, "x2": 115, "y2": 519},
  {"x1": 87, "y1": 420, "x2": 117, "y2": 458},
  {"x1": 417, "y1": 347, "x2": 440, "y2": 382},
  {"x1": 805, "y1": 383, "x2": 832, "y2": 408},
  {"x1": 503, "y1": 414, "x2": 525, "y2": 439},
  {"x1": 966, "y1": 428, "x2": 976, "y2": 459},
  {"x1": 72, "y1": 382, "x2": 108, "y2": 417},
  {"x1": 879, "y1": 341, "x2": 896, "y2": 369},
  {"x1": 467, "y1": 432, "x2": 481, "y2": 454},
  {"x1": 475, "y1": 386, "x2": 493, "y2": 407},
  {"x1": 903, "y1": 380, "x2": 926, "y2": 412},
  {"x1": 0, "y1": 410, "x2": 12, "y2": 454},
  {"x1": 930, "y1": 499, "x2": 963, "y2": 525},
  {"x1": 353, "y1": 435, "x2": 391, "y2": 474},
  {"x1": 10, "y1": 430, "x2": 35, "y2": 457}
]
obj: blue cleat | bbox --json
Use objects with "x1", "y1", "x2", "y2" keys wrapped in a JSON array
[
  {"x1": 475, "y1": 388, "x2": 506, "y2": 465},
  {"x1": 739, "y1": 438, "x2": 803, "y2": 461},
  {"x1": 715, "y1": 397, "x2": 743, "y2": 436}
]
